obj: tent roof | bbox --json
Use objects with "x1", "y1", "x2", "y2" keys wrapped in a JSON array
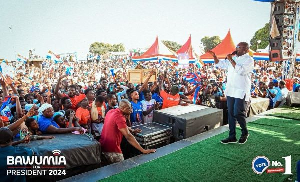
[
  {"x1": 177, "y1": 35, "x2": 195, "y2": 60},
  {"x1": 200, "y1": 30, "x2": 236, "y2": 60},
  {"x1": 132, "y1": 37, "x2": 177, "y2": 61}
]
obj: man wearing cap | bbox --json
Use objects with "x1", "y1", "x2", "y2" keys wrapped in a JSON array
[{"x1": 208, "y1": 42, "x2": 254, "y2": 144}]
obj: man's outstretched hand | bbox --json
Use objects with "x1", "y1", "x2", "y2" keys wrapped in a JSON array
[{"x1": 142, "y1": 149, "x2": 156, "y2": 154}]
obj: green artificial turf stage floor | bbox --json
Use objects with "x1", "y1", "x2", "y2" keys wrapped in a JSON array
[
  {"x1": 268, "y1": 107, "x2": 300, "y2": 120},
  {"x1": 101, "y1": 117, "x2": 300, "y2": 182}
]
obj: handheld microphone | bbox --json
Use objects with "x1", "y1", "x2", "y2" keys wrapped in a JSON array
[{"x1": 225, "y1": 51, "x2": 237, "y2": 60}]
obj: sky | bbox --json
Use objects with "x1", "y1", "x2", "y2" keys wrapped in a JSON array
[{"x1": 0, "y1": 0, "x2": 271, "y2": 60}]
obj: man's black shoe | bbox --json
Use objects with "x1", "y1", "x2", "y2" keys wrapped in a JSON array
[
  {"x1": 238, "y1": 134, "x2": 249, "y2": 144},
  {"x1": 220, "y1": 137, "x2": 237, "y2": 144}
]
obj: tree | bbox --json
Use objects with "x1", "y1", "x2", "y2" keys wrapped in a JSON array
[
  {"x1": 162, "y1": 40, "x2": 182, "y2": 52},
  {"x1": 250, "y1": 23, "x2": 270, "y2": 51},
  {"x1": 201, "y1": 36, "x2": 221, "y2": 52},
  {"x1": 111, "y1": 43, "x2": 125, "y2": 52},
  {"x1": 89, "y1": 42, "x2": 111, "y2": 55},
  {"x1": 89, "y1": 42, "x2": 126, "y2": 55}
]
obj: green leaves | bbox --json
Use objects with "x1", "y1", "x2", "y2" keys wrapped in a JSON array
[
  {"x1": 201, "y1": 36, "x2": 221, "y2": 52},
  {"x1": 250, "y1": 23, "x2": 270, "y2": 51},
  {"x1": 89, "y1": 42, "x2": 125, "y2": 55},
  {"x1": 162, "y1": 40, "x2": 182, "y2": 52}
]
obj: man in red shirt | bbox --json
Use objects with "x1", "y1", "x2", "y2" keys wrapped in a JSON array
[
  {"x1": 100, "y1": 99, "x2": 156, "y2": 164},
  {"x1": 75, "y1": 97, "x2": 91, "y2": 129},
  {"x1": 55, "y1": 75, "x2": 86, "y2": 110},
  {"x1": 158, "y1": 74, "x2": 181, "y2": 109}
]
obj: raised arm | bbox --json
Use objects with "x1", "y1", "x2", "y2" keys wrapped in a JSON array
[
  {"x1": 36, "y1": 93, "x2": 45, "y2": 105},
  {"x1": 55, "y1": 75, "x2": 68, "y2": 98},
  {"x1": 46, "y1": 89, "x2": 52, "y2": 104},
  {"x1": 184, "y1": 84, "x2": 200, "y2": 96},
  {"x1": 7, "y1": 105, "x2": 36, "y2": 132},
  {"x1": 139, "y1": 70, "x2": 155, "y2": 93},
  {"x1": 158, "y1": 74, "x2": 164, "y2": 92},
  {"x1": 12, "y1": 95, "x2": 23, "y2": 119},
  {"x1": 150, "y1": 81, "x2": 158, "y2": 92},
  {"x1": 0, "y1": 77, "x2": 8, "y2": 98},
  {"x1": 5, "y1": 75, "x2": 18, "y2": 95},
  {"x1": 207, "y1": 50, "x2": 220, "y2": 64}
]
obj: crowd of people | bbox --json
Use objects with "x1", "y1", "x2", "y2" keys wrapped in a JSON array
[{"x1": 0, "y1": 47, "x2": 300, "y2": 180}]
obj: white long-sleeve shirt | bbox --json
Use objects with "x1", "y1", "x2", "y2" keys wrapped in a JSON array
[{"x1": 216, "y1": 53, "x2": 254, "y2": 101}]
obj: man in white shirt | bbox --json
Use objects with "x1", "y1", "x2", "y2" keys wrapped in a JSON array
[
  {"x1": 274, "y1": 81, "x2": 289, "y2": 108},
  {"x1": 208, "y1": 42, "x2": 254, "y2": 144},
  {"x1": 141, "y1": 90, "x2": 157, "y2": 124}
]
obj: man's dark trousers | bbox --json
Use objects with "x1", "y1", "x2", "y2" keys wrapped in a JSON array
[{"x1": 226, "y1": 96, "x2": 248, "y2": 139}]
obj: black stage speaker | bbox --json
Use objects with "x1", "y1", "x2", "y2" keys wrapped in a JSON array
[
  {"x1": 153, "y1": 104, "x2": 223, "y2": 141},
  {"x1": 269, "y1": 1, "x2": 297, "y2": 61}
]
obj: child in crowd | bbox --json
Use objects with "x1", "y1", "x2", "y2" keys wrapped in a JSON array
[
  {"x1": 25, "y1": 117, "x2": 54, "y2": 140},
  {"x1": 141, "y1": 90, "x2": 159, "y2": 124}
]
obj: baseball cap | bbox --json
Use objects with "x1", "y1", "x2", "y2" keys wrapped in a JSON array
[
  {"x1": 273, "y1": 79, "x2": 278, "y2": 84},
  {"x1": 0, "y1": 127, "x2": 13, "y2": 145}
]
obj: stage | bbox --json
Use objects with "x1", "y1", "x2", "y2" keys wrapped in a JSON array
[
  {"x1": 60, "y1": 107, "x2": 300, "y2": 182},
  {"x1": 248, "y1": 97, "x2": 269, "y2": 116},
  {"x1": 18, "y1": 133, "x2": 101, "y2": 181}
]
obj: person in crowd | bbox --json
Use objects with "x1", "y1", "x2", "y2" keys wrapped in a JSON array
[
  {"x1": 100, "y1": 99, "x2": 156, "y2": 164},
  {"x1": 257, "y1": 81, "x2": 267, "y2": 98},
  {"x1": 25, "y1": 117, "x2": 43, "y2": 135},
  {"x1": 274, "y1": 80, "x2": 289, "y2": 108},
  {"x1": 55, "y1": 75, "x2": 86, "y2": 110},
  {"x1": 208, "y1": 42, "x2": 254, "y2": 144},
  {"x1": 85, "y1": 88, "x2": 95, "y2": 105},
  {"x1": 51, "y1": 97, "x2": 61, "y2": 112},
  {"x1": 158, "y1": 74, "x2": 181, "y2": 109},
  {"x1": 293, "y1": 77, "x2": 300, "y2": 92},
  {"x1": 38, "y1": 103, "x2": 83, "y2": 134},
  {"x1": 53, "y1": 111, "x2": 67, "y2": 128},
  {"x1": 106, "y1": 94, "x2": 118, "y2": 114},
  {"x1": 129, "y1": 90, "x2": 143, "y2": 125},
  {"x1": 65, "y1": 109, "x2": 80, "y2": 127},
  {"x1": 75, "y1": 97, "x2": 91, "y2": 129},
  {"x1": 141, "y1": 90, "x2": 159, "y2": 124},
  {"x1": 61, "y1": 96, "x2": 72, "y2": 111},
  {"x1": 91, "y1": 95, "x2": 106, "y2": 136},
  {"x1": 116, "y1": 85, "x2": 129, "y2": 104},
  {"x1": 25, "y1": 117, "x2": 55, "y2": 140},
  {"x1": 265, "y1": 81, "x2": 278, "y2": 109},
  {"x1": 0, "y1": 127, "x2": 33, "y2": 182}
]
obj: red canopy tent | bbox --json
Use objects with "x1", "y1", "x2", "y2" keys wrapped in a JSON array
[
  {"x1": 132, "y1": 37, "x2": 177, "y2": 62},
  {"x1": 200, "y1": 30, "x2": 236, "y2": 63},
  {"x1": 176, "y1": 35, "x2": 196, "y2": 63}
]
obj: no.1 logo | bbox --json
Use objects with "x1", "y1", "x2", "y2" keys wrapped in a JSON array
[{"x1": 252, "y1": 155, "x2": 292, "y2": 175}]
